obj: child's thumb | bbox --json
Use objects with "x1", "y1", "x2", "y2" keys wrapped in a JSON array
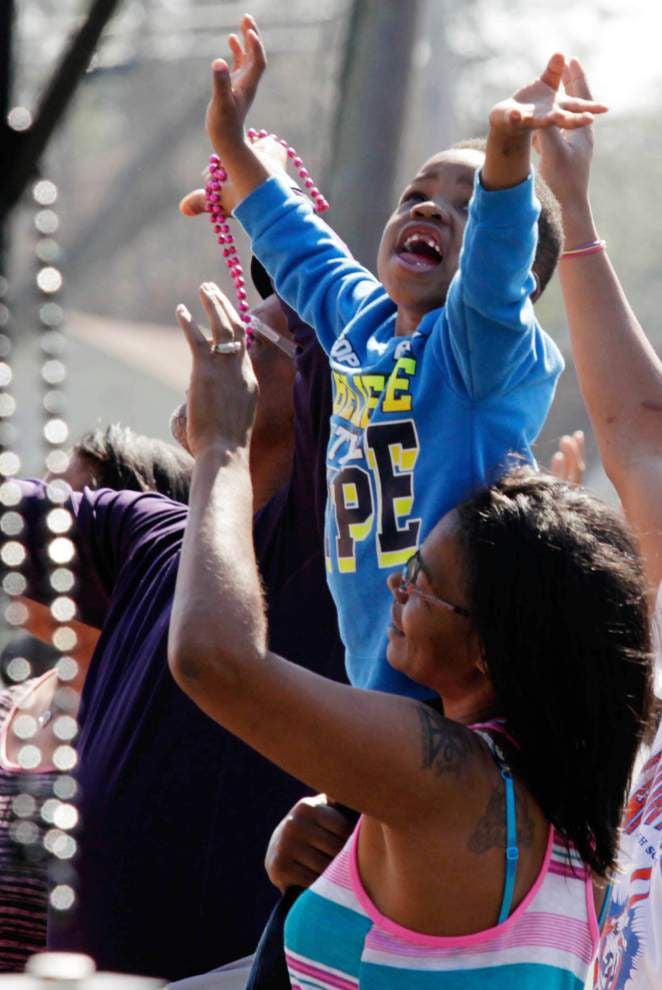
[{"x1": 211, "y1": 59, "x2": 233, "y2": 105}]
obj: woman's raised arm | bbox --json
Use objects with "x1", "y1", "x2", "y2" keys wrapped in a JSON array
[
  {"x1": 538, "y1": 58, "x2": 662, "y2": 595},
  {"x1": 167, "y1": 283, "x2": 487, "y2": 829}
]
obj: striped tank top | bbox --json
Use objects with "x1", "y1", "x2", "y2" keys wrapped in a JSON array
[{"x1": 284, "y1": 746, "x2": 600, "y2": 987}]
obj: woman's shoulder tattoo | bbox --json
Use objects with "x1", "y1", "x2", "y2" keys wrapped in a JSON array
[
  {"x1": 467, "y1": 782, "x2": 535, "y2": 854},
  {"x1": 416, "y1": 704, "x2": 473, "y2": 777}
]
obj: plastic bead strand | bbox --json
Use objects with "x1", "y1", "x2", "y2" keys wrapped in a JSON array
[{"x1": 204, "y1": 129, "x2": 329, "y2": 342}]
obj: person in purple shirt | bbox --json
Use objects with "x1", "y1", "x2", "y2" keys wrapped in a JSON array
[
  {"x1": 15, "y1": 280, "x2": 343, "y2": 981},
  {"x1": 0, "y1": 424, "x2": 192, "y2": 975}
]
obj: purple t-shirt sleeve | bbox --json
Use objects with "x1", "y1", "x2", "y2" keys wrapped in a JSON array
[
  {"x1": 288, "y1": 304, "x2": 332, "y2": 543},
  {"x1": 253, "y1": 306, "x2": 331, "y2": 573},
  {"x1": 17, "y1": 480, "x2": 187, "y2": 630}
]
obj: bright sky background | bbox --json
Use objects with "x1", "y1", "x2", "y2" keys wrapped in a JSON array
[
  {"x1": 479, "y1": 0, "x2": 662, "y2": 115},
  {"x1": 590, "y1": 0, "x2": 662, "y2": 111},
  {"x1": 15, "y1": 0, "x2": 662, "y2": 119}
]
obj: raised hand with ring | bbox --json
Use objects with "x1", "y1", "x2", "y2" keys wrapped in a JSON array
[{"x1": 175, "y1": 282, "x2": 258, "y2": 457}]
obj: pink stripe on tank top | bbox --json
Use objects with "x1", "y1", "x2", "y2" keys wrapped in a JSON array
[{"x1": 348, "y1": 817, "x2": 556, "y2": 948}]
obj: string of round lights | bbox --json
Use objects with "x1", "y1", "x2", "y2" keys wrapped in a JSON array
[{"x1": 0, "y1": 178, "x2": 80, "y2": 919}]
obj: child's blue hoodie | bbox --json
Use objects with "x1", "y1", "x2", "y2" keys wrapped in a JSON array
[{"x1": 236, "y1": 171, "x2": 563, "y2": 697}]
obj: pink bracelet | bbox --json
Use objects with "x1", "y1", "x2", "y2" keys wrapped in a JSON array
[
  {"x1": 204, "y1": 129, "x2": 329, "y2": 344},
  {"x1": 560, "y1": 238, "x2": 606, "y2": 260}
]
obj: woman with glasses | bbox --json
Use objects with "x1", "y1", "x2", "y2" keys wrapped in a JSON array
[{"x1": 169, "y1": 285, "x2": 652, "y2": 989}]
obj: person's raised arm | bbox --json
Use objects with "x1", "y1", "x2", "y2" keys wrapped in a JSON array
[
  {"x1": 200, "y1": 15, "x2": 382, "y2": 348},
  {"x1": 167, "y1": 284, "x2": 487, "y2": 828},
  {"x1": 439, "y1": 54, "x2": 605, "y2": 402},
  {"x1": 538, "y1": 59, "x2": 662, "y2": 594}
]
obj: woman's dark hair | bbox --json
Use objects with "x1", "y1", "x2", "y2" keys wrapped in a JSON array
[
  {"x1": 73, "y1": 424, "x2": 193, "y2": 504},
  {"x1": 455, "y1": 468, "x2": 653, "y2": 878},
  {"x1": 453, "y1": 138, "x2": 562, "y2": 297}
]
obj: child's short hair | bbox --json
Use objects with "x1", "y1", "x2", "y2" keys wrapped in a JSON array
[{"x1": 454, "y1": 138, "x2": 562, "y2": 297}]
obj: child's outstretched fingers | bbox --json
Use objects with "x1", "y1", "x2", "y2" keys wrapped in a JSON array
[
  {"x1": 492, "y1": 52, "x2": 606, "y2": 137},
  {"x1": 211, "y1": 59, "x2": 234, "y2": 107},
  {"x1": 539, "y1": 52, "x2": 565, "y2": 92},
  {"x1": 206, "y1": 15, "x2": 267, "y2": 156},
  {"x1": 241, "y1": 14, "x2": 264, "y2": 50},
  {"x1": 206, "y1": 58, "x2": 242, "y2": 153},
  {"x1": 237, "y1": 14, "x2": 267, "y2": 89},
  {"x1": 228, "y1": 33, "x2": 244, "y2": 69}
]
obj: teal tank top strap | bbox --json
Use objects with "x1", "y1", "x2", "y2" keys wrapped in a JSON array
[
  {"x1": 471, "y1": 725, "x2": 520, "y2": 924},
  {"x1": 497, "y1": 763, "x2": 519, "y2": 923}
]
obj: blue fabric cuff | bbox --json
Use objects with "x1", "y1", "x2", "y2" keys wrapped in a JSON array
[
  {"x1": 472, "y1": 170, "x2": 539, "y2": 225},
  {"x1": 234, "y1": 175, "x2": 308, "y2": 237}
]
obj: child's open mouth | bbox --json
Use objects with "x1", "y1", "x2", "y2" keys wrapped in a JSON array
[{"x1": 395, "y1": 230, "x2": 443, "y2": 272}]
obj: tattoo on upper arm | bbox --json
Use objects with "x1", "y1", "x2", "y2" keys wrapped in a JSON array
[
  {"x1": 467, "y1": 782, "x2": 535, "y2": 854},
  {"x1": 416, "y1": 705, "x2": 472, "y2": 776}
]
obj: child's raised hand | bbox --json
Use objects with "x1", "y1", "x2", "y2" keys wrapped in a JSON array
[
  {"x1": 490, "y1": 53, "x2": 607, "y2": 137},
  {"x1": 206, "y1": 14, "x2": 266, "y2": 157},
  {"x1": 535, "y1": 58, "x2": 597, "y2": 210}
]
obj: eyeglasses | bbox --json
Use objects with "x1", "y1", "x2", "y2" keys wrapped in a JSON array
[{"x1": 400, "y1": 551, "x2": 470, "y2": 618}]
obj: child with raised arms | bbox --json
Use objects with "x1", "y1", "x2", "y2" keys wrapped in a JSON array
[{"x1": 204, "y1": 15, "x2": 606, "y2": 697}]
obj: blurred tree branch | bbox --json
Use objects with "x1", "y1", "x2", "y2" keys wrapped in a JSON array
[
  {"x1": 0, "y1": 0, "x2": 125, "y2": 219},
  {"x1": 326, "y1": 0, "x2": 423, "y2": 267},
  {"x1": 0, "y1": 0, "x2": 15, "y2": 269},
  {"x1": 62, "y1": 89, "x2": 208, "y2": 275}
]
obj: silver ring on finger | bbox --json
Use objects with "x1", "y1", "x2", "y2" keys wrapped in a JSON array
[{"x1": 211, "y1": 341, "x2": 241, "y2": 355}]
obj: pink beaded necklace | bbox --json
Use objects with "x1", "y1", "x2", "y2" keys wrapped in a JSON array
[{"x1": 205, "y1": 129, "x2": 329, "y2": 343}]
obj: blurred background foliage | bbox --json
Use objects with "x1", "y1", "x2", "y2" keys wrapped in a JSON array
[{"x1": 4, "y1": 0, "x2": 662, "y2": 492}]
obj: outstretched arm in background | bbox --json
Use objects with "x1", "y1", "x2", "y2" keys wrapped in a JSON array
[
  {"x1": 538, "y1": 59, "x2": 662, "y2": 595},
  {"x1": 438, "y1": 54, "x2": 605, "y2": 401}
]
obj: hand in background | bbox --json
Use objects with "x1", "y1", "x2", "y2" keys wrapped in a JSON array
[
  {"x1": 179, "y1": 135, "x2": 289, "y2": 218},
  {"x1": 535, "y1": 58, "x2": 597, "y2": 211},
  {"x1": 265, "y1": 794, "x2": 354, "y2": 892},
  {"x1": 549, "y1": 430, "x2": 586, "y2": 485}
]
